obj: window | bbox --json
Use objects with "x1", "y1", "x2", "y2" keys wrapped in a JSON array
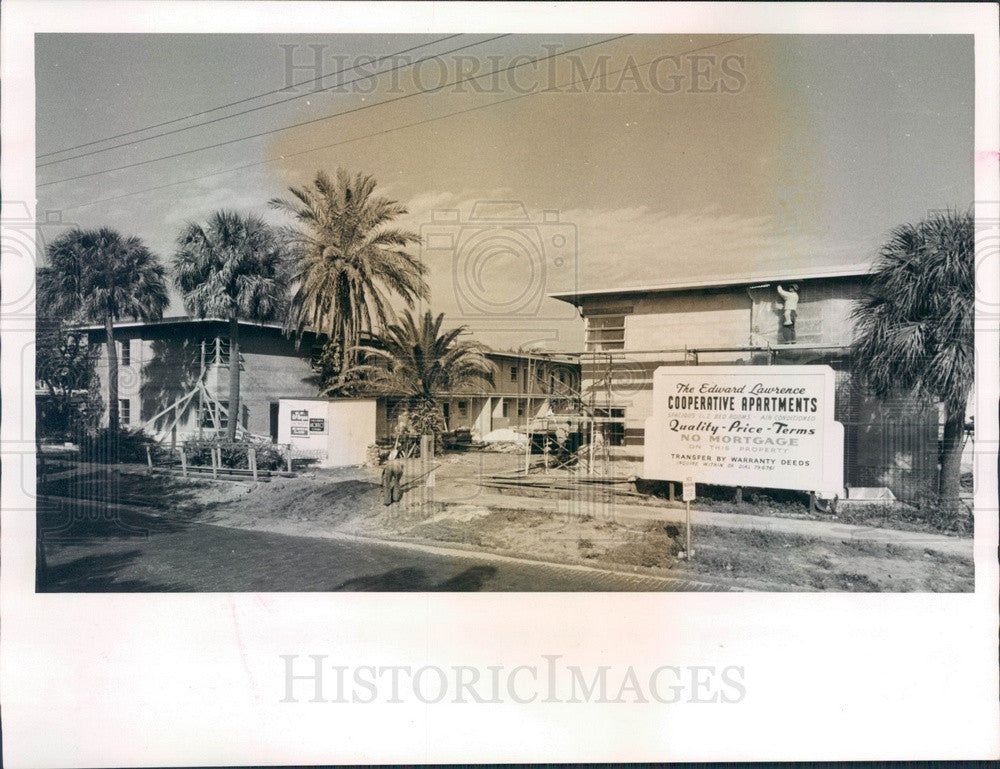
[
  {"x1": 501, "y1": 402, "x2": 509, "y2": 418},
  {"x1": 458, "y1": 401, "x2": 467, "y2": 416},
  {"x1": 559, "y1": 372, "x2": 566, "y2": 384},
  {"x1": 596, "y1": 407, "x2": 625, "y2": 446},
  {"x1": 118, "y1": 398, "x2": 130, "y2": 425},
  {"x1": 509, "y1": 366, "x2": 517, "y2": 383},
  {"x1": 517, "y1": 403, "x2": 524, "y2": 417},
  {"x1": 586, "y1": 314, "x2": 626, "y2": 351},
  {"x1": 118, "y1": 340, "x2": 130, "y2": 366},
  {"x1": 201, "y1": 400, "x2": 229, "y2": 430},
  {"x1": 216, "y1": 337, "x2": 230, "y2": 365}
]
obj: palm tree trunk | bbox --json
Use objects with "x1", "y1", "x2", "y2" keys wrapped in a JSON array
[
  {"x1": 105, "y1": 314, "x2": 119, "y2": 434},
  {"x1": 937, "y1": 405, "x2": 966, "y2": 518},
  {"x1": 228, "y1": 316, "x2": 240, "y2": 440}
]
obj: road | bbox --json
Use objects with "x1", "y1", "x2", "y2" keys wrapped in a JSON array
[{"x1": 37, "y1": 502, "x2": 725, "y2": 592}]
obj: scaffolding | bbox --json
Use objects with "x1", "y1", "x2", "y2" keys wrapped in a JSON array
[
  {"x1": 140, "y1": 337, "x2": 259, "y2": 444},
  {"x1": 508, "y1": 341, "x2": 853, "y2": 480}
]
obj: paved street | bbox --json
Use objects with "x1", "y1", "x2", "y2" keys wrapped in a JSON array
[{"x1": 37, "y1": 501, "x2": 726, "y2": 592}]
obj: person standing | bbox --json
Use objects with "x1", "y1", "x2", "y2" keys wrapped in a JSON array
[
  {"x1": 776, "y1": 283, "x2": 799, "y2": 341},
  {"x1": 381, "y1": 449, "x2": 405, "y2": 506}
]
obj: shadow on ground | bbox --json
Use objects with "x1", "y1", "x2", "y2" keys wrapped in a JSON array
[
  {"x1": 38, "y1": 549, "x2": 185, "y2": 592},
  {"x1": 333, "y1": 564, "x2": 498, "y2": 592}
]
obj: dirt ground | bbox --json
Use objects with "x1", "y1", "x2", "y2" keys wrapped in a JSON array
[
  {"x1": 192, "y1": 452, "x2": 974, "y2": 592},
  {"x1": 42, "y1": 452, "x2": 975, "y2": 592}
]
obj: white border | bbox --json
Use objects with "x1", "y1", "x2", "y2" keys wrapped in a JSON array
[{"x1": 2, "y1": 2, "x2": 998, "y2": 765}]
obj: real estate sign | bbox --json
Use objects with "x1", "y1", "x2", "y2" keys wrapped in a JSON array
[{"x1": 643, "y1": 365, "x2": 844, "y2": 498}]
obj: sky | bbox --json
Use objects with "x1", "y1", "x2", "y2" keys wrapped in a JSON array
[{"x1": 35, "y1": 33, "x2": 973, "y2": 351}]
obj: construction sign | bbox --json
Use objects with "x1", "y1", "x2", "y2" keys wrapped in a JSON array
[{"x1": 643, "y1": 365, "x2": 844, "y2": 498}]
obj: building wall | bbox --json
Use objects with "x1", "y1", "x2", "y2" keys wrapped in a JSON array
[
  {"x1": 488, "y1": 353, "x2": 580, "y2": 398},
  {"x1": 90, "y1": 322, "x2": 318, "y2": 442},
  {"x1": 277, "y1": 397, "x2": 377, "y2": 467},
  {"x1": 89, "y1": 322, "x2": 582, "y2": 447},
  {"x1": 571, "y1": 275, "x2": 941, "y2": 501},
  {"x1": 377, "y1": 393, "x2": 577, "y2": 442},
  {"x1": 626, "y1": 291, "x2": 750, "y2": 349},
  {"x1": 372, "y1": 353, "x2": 579, "y2": 442},
  {"x1": 750, "y1": 278, "x2": 865, "y2": 347}
]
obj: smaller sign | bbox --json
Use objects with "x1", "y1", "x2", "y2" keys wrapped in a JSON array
[
  {"x1": 290, "y1": 426, "x2": 308, "y2": 436},
  {"x1": 309, "y1": 418, "x2": 327, "y2": 434},
  {"x1": 290, "y1": 409, "x2": 309, "y2": 422},
  {"x1": 682, "y1": 479, "x2": 696, "y2": 502}
]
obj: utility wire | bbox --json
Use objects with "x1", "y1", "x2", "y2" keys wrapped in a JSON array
[
  {"x1": 56, "y1": 35, "x2": 756, "y2": 213},
  {"x1": 38, "y1": 35, "x2": 507, "y2": 169},
  {"x1": 39, "y1": 34, "x2": 630, "y2": 188},
  {"x1": 37, "y1": 34, "x2": 463, "y2": 160}
]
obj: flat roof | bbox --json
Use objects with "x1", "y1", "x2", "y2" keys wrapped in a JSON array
[
  {"x1": 547, "y1": 262, "x2": 872, "y2": 304},
  {"x1": 72, "y1": 316, "x2": 291, "y2": 333},
  {"x1": 488, "y1": 350, "x2": 579, "y2": 364},
  {"x1": 72, "y1": 316, "x2": 579, "y2": 362}
]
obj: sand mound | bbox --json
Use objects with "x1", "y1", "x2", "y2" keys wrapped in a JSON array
[{"x1": 481, "y1": 428, "x2": 528, "y2": 453}]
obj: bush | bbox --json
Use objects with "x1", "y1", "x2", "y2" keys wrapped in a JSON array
[
  {"x1": 77, "y1": 428, "x2": 155, "y2": 464},
  {"x1": 182, "y1": 438, "x2": 286, "y2": 471}
]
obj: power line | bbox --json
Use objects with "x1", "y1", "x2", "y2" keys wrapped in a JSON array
[
  {"x1": 39, "y1": 35, "x2": 509, "y2": 170},
  {"x1": 36, "y1": 34, "x2": 463, "y2": 160},
  {"x1": 39, "y1": 34, "x2": 630, "y2": 188},
  {"x1": 56, "y1": 35, "x2": 757, "y2": 214}
]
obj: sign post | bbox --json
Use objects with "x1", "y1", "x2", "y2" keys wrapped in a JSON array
[{"x1": 682, "y1": 477, "x2": 696, "y2": 558}]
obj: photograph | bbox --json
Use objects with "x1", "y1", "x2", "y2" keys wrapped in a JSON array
[
  {"x1": 32, "y1": 30, "x2": 977, "y2": 593},
  {"x1": 3, "y1": 2, "x2": 998, "y2": 766}
]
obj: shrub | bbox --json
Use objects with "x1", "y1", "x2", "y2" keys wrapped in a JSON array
[
  {"x1": 182, "y1": 438, "x2": 286, "y2": 471},
  {"x1": 78, "y1": 427, "x2": 155, "y2": 464}
]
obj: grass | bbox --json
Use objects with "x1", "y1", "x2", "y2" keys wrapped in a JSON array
[{"x1": 391, "y1": 500, "x2": 974, "y2": 592}]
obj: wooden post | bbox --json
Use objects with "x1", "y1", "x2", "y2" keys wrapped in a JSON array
[
  {"x1": 285, "y1": 444, "x2": 292, "y2": 473},
  {"x1": 420, "y1": 434, "x2": 433, "y2": 512},
  {"x1": 734, "y1": 486, "x2": 743, "y2": 505},
  {"x1": 179, "y1": 447, "x2": 187, "y2": 477},
  {"x1": 198, "y1": 340, "x2": 206, "y2": 441},
  {"x1": 145, "y1": 445, "x2": 153, "y2": 474},
  {"x1": 682, "y1": 478, "x2": 695, "y2": 559},
  {"x1": 212, "y1": 446, "x2": 219, "y2": 479},
  {"x1": 523, "y1": 411, "x2": 531, "y2": 475},
  {"x1": 686, "y1": 499, "x2": 692, "y2": 559},
  {"x1": 668, "y1": 482, "x2": 675, "y2": 502},
  {"x1": 525, "y1": 353, "x2": 533, "y2": 476},
  {"x1": 248, "y1": 447, "x2": 257, "y2": 482}
]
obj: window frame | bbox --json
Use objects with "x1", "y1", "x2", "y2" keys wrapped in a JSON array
[{"x1": 585, "y1": 312, "x2": 628, "y2": 351}]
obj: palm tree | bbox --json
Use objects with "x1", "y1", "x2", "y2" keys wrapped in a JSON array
[
  {"x1": 173, "y1": 211, "x2": 289, "y2": 439},
  {"x1": 269, "y1": 168, "x2": 428, "y2": 394},
  {"x1": 38, "y1": 227, "x2": 168, "y2": 434},
  {"x1": 352, "y1": 310, "x2": 496, "y2": 437},
  {"x1": 851, "y1": 209, "x2": 974, "y2": 518}
]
